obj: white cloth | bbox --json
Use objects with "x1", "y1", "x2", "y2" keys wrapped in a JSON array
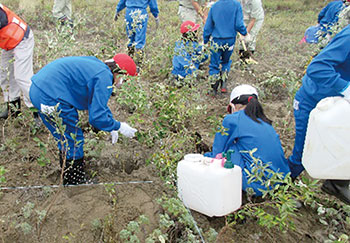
[
  {"x1": 239, "y1": 0, "x2": 264, "y2": 21},
  {"x1": 0, "y1": 30, "x2": 34, "y2": 107},
  {"x1": 40, "y1": 104, "x2": 56, "y2": 115},
  {"x1": 238, "y1": 0, "x2": 264, "y2": 51},
  {"x1": 111, "y1": 130, "x2": 119, "y2": 144},
  {"x1": 178, "y1": 5, "x2": 199, "y2": 22},
  {"x1": 119, "y1": 122, "x2": 137, "y2": 138},
  {"x1": 178, "y1": 0, "x2": 206, "y2": 22}
]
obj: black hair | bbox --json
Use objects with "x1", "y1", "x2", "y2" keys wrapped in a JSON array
[
  {"x1": 231, "y1": 94, "x2": 272, "y2": 125},
  {"x1": 182, "y1": 30, "x2": 198, "y2": 42},
  {"x1": 104, "y1": 60, "x2": 122, "y2": 74}
]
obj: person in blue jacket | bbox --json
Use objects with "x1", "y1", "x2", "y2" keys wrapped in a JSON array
[
  {"x1": 205, "y1": 84, "x2": 290, "y2": 196},
  {"x1": 114, "y1": 0, "x2": 159, "y2": 65},
  {"x1": 203, "y1": 0, "x2": 249, "y2": 94},
  {"x1": 300, "y1": 1, "x2": 346, "y2": 44},
  {"x1": 318, "y1": 0, "x2": 346, "y2": 32},
  {"x1": 29, "y1": 54, "x2": 138, "y2": 185},
  {"x1": 171, "y1": 20, "x2": 207, "y2": 84},
  {"x1": 288, "y1": 25, "x2": 350, "y2": 204}
]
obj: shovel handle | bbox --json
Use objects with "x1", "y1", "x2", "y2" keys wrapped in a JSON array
[{"x1": 241, "y1": 39, "x2": 248, "y2": 51}]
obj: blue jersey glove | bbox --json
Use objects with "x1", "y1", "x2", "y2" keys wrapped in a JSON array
[{"x1": 288, "y1": 159, "x2": 305, "y2": 179}]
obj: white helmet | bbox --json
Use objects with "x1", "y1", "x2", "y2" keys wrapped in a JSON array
[{"x1": 230, "y1": 84, "x2": 258, "y2": 102}]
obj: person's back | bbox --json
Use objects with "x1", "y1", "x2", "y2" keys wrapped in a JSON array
[
  {"x1": 117, "y1": 0, "x2": 158, "y2": 14},
  {"x1": 207, "y1": 110, "x2": 288, "y2": 178},
  {"x1": 172, "y1": 20, "x2": 207, "y2": 79},
  {"x1": 318, "y1": 0, "x2": 345, "y2": 29},
  {"x1": 226, "y1": 111, "x2": 289, "y2": 194},
  {"x1": 298, "y1": 25, "x2": 350, "y2": 102},
  {"x1": 205, "y1": 85, "x2": 289, "y2": 195},
  {"x1": 31, "y1": 56, "x2": 113, "y2": 110},
  {"x1": 172, "y1": 40, "x2": 201, "y2": 77},
  {"x1": 204, "y1": 0, "x2": 246, "y2": 41}
]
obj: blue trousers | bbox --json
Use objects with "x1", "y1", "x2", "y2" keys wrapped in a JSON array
[
  {"x1": 29, "y1": 84, "x2": 84, "y2": 160},
  {"x1": 288, "y1": 91, "x2": 318, "y2": 177},
  {"x1": 209, "y1": 37, "x2": 236, "y2": 76},
  {"x1": 125, "y1": 8, "x2": 148, "y2": 49}
]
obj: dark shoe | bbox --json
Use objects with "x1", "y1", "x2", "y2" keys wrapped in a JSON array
[
  {"x1": 321, "y1": 180, "x2": 350, "y2": 204},
  {"x1": 220, "y1": 71, "x2": 228, "y2": 93},
  {"x1": 32, "y1": 111, "x2": 42, "y2": 129},
  {"x1": 68, "y1": 19, "x2": 74, "y2": 28},
  {"x1": 127, "y1": 46, "x2": 135, "y2": 57},
  {"x1": 220, "y1": 81, "x2": 227, "y2": 93},
  {"x1": 58, "y1": 15, "x2": 68, "y2": 26},
  {"x1": 0, "y1": 105, "x2": 8, "y2": 119},
  {"x1": 0, "y1": 97, "x2": 21, "y2": 119},
  {"x1": 210, "y1": 80, "x2": 220, "y2": 95}
]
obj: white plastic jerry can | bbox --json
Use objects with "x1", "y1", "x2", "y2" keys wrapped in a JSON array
[
  {"x1": 302, "y1": 97, "x2": 350, "y2": 179},
  {"x1": 177, "y1": 154, "x2": 242, "y2": 217}
]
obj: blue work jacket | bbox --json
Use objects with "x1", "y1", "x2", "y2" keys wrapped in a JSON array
[
  {"x1": 203, "y1": 0, "x2": 247, "y2": 44},
  {"x1": 31, "y1": 56, "x2": 121, "y2": 132},
  {"x1": 205, "y1": 110, "x2": 290, "y2": 196},
  {"x1": 116, "y1": 0, "x2": 159, "y2": 18},
  {"x1": 172, "y1": 40, "x2": 207, "y2": 77},
  {"x1": 318, "y1": 0, "x2": 345, "y2": 30},
  {"x1": 298, "y1": 25, "x2": 350, "y2": 103}
]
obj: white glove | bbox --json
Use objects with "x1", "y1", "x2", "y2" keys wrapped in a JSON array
[
  {"x1": 341, "y1": 83, "x2": 350, "y2": 99},
  {"x1": 244, "y1": 33, "x2": 252, "y2": 42},
  {"x1": 155, "y1": 17, "x2": 159, "y2": 29},
  {"x1": 119, "y1": 122, "x2": 137, "y2": 138},
  {"x1": 111, "y1": 130, "x2": 119, "y2": 144}
]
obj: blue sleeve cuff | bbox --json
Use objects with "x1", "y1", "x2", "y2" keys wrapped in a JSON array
[
  {"x1": 340, "y1": 82, "x2": 350, "y2": 93},
  {"x1": 114, "y1": 121, "x2": 121, "y2": 131}
]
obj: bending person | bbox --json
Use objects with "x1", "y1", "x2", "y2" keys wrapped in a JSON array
[
  {"x1": 237, "y1": 0, "x2": 264, "y2": 57},
  {"x1": 288, "y1": 25, "x2": 350, "y2": 204},
  {"x1": 29, "y1": 54, "x2": 138, "y2": 185}
]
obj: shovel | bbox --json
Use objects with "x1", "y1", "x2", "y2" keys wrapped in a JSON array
[{"x1": 240, "y1": 39, "x2": 258, "y2": 65}]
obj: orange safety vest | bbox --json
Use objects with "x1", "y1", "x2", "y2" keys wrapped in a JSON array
[{"x1": 0, "y1": 4, "x2": 28, "y2": 51}]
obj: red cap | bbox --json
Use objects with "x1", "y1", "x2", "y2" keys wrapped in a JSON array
[
  {"x1": 180, "y1": 21, "x2": 200, "y2": 34},
  {"x1": 113, "y1": 53, "x2": 137, "y2": 76}
]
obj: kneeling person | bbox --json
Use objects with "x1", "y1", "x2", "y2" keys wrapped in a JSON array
[{"x1": 205, "y1": 85, "x2": 290, "y2": 196}]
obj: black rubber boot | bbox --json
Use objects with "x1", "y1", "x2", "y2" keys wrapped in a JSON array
[
  {"x1": 210, "y1": 80, "x2": 220, "y2": 96},
  {"x1": 59, "y1": 153, "x2": 87, "y2": 185},
  {"x1": 0, "y1": 97, "x2": 21, "y2": 119},
  {"x1": 127, "y1": 46, "x2": 135, "y2": 57},
  {"x1": 220, "y1": 71, "x2": 228, "y2": 93},
  {"x1": 321, "y1": 180, "x2": 350, "y2": 205}
]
